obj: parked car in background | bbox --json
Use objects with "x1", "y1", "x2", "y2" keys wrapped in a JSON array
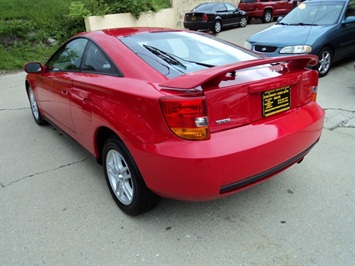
[
  {"x1": 245, "y1": 0, "x2": 355, "y2": 76},
  {"x1": 238, "y1": 0, "x2": 297, "y2": 23},
  {"x1": 25, "y1": 28, "x2": 324, "y2": 216},
  {"x1": 183, "y1": 2, "x2": 248, "y2": 33}
]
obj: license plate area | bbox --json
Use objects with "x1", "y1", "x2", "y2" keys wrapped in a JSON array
[
  {"x1": 191, "y1": 16, "x2": 196, "y2": 20},
  {"x1": 262, "y1": 86, "x2": 291, "y2": 117}
]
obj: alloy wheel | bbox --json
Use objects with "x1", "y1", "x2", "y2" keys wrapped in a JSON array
[{"x1": 106, "y1": 149, "x2": 134, "y2": 205}]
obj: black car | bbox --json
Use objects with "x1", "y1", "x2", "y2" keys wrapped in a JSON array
[{"x1": 184, "y1": 2, "x2": 248, "y2": 33}]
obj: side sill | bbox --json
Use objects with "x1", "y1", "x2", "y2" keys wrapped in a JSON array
[{"x1": 220, "y1": 140, "x2": 319, "y2": 194}]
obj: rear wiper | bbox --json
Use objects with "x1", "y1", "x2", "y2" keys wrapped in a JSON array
[
  {"x1": 143, "y1": 44, "x2": 215, "y2": 69},
  {"x1": 178, "y1": 58, "x2": 215, "y2": 68},
  {"x1": 143, "y1": 44, "x2": 187, "y2": 69}
]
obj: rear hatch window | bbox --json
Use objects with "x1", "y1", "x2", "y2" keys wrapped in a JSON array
[{"x1": 120, "y1": 31, "x2": 261, "y2": 78}]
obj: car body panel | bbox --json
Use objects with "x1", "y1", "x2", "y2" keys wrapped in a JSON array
[{"x1": 25, "y1": 28, "x2": 324, "y2": 202}]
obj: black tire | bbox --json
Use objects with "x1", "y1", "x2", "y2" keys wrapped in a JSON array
[
  {"x1": 212, "y1": 20, "x2": 222, "y2": 33},
  {"x1": 103, "y1": 136, "x2": 160, "y2": 216},
  {"x1": 27, "y1": 86, "x2": 46, "y2": 125},
  {"x1": 262, "y1": 10, "x2": 273, "y2": 23},
  {"x1": 317, "y1": 47, "x2": 332, "y2": 77},
  {"x1": 239, "y1": 16, "x2": 247, "y2": 28}
]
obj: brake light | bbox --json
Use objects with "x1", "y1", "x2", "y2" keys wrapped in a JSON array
[
  {"x1": 160, "y1": 97, "x2": 210, "y2": 140},
  {"x1": 184, "y1": 14, "x2": 187, "y2": 21},
  {"x1": 202, "y1": 14, "x2": 208, "y2": 21}
]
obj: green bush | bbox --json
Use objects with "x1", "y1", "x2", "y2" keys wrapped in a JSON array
[{"x1": 109, "y1": 0, "x2": 158, "y2": 19}]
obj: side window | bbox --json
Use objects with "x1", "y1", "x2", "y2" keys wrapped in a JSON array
[
  {"x1": 226, "y1": 3, "x2": 237, "y2": 12},
  {"x1": 217, "y1": 4, "x2": 226, "y2": 11},
  {"x1": 345, "y1": 0, "x2": 355, "y2": 18},
  {"x1": 47, "y1": 38, "x2": 88, "y2": 71},
  {"x1": 82, "y1": 42, "x2": 117, "y2": 75}
]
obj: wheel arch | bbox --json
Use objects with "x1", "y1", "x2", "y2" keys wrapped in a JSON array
[
  {"x1": 315, "y1": 44, "x2": 335, "y2": 61},
  {"x1": 95, "y1": 126, "x2": 121, "y2": 165},
  {"x1": 25, "y1": 80, "x2": 32, "y2": 93},
  {"x1": 264, "y1": 8, "x2": 273, "y2": 15}
]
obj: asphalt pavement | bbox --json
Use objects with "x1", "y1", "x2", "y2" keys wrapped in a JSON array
[{"x1": 1, "y1": 23, "x2": 354, "y2": 265}]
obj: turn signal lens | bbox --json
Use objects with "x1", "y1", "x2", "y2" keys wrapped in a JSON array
[
  {"x1": 311, "y1": 86, "x2": 318, "y2": 102},
  {"x1": 160, "y1": 97, "x2": 210, "y2": 140}
]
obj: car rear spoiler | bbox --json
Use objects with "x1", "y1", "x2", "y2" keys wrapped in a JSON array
[{"x1": 160, "y1": 54, "x2": 318, "y2": 89}]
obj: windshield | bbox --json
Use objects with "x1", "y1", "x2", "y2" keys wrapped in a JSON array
[
  {"x1": 280, "y1": 1, "x2": 345, "y2": 25},
  {"x1": 120, "y1": 31, "x2": 260, "y2": 78}
]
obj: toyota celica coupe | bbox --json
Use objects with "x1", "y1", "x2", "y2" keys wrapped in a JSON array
[{"x1": 25, "y1": 28, "x2": 324, "y2": 215}]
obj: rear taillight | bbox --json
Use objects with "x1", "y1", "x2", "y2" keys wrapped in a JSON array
[
  {"x1": 202, "y1": 14, "x2": 208, "y2": 21},
  {"x1": 184, "y1": 14, "x2": 187, "y2": 21},
  {"x1": 160, "y1": 97, "x2": 210, "y2": 140}
]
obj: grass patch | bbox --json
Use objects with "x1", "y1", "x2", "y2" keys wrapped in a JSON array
[
  {"x1": 0, "y1": 0, "x2": 74, "y2": 70},
  {"x1": 0, "y1": 0, "x2": 171, "y2": 71}
]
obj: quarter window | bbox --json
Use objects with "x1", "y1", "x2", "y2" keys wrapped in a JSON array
[{"x1": 82, "y1": 42, "x2": 117, "y2": 75}]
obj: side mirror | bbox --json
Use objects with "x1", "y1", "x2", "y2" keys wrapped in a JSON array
[
  {"x1": 342, "y1": 16, "x2": 355, "y2": 25},
  {"x1": 24, "y1": 62, "x2": 43, "y2": 73}
]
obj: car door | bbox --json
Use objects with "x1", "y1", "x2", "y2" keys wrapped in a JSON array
[
  {"x1": 38, "y1": 38, "x2": 88, "y2": 135},
  {"x1": 335, "y1": 0, "x2": 355, "y2": 59},
  {"x1": 272, "y1": 0, "x2": 284, "y2": 16},
  {"x1": 71, "y1": 41, "x2": 120, "y2": 150},
  {"x1": 239, "y1": 0, "x2": 258, "y2": 14},
  {"x1": 216, "y1": 3, "x2": 230, "y2": 25},
  {"x1": 225, "y1": 3, "x2": 241, "y2": 24}
]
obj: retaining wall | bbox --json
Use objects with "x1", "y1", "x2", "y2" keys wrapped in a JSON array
[{"x1": 85, "y1": 0, "x2": 240, "y2": 31}]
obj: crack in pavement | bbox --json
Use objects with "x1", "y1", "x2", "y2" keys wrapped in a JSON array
[
  {"x1": 1, "y1": 156, "x2": 90, "y2": 188},
  {"x1": 0, "y1": 107, "x2": 29, "y2": 111},
  {"x1": 323, "y1": 108, "x2": 355, "y2": 131}
]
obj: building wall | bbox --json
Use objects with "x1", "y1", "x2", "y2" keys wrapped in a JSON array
[{"x1": 85, "y1": 0, "x2": 240, "y2": 32}]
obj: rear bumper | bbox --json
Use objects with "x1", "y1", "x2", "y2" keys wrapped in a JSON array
[
  {"x1": 220, "y1": 140, "x2": 317, "y2": 193},
  {"x1": 184, "y1": 21, "x2": 214, "y2": 30},
  {"x1": 128, "y1": 101, "x2": 324, "y2": 201}
]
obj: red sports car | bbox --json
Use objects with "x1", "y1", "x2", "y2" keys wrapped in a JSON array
[{"x1": 25, "y1": 28, "x2": 324, "y2": 216}]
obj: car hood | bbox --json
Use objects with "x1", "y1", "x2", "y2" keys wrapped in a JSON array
[{"x1": 247, "y1": 24, "x2": 333, "y2": 46}]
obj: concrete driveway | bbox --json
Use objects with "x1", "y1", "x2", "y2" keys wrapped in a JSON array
[{"x1": 1, "y1": 24, "x2": 354, "y2": 265}]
